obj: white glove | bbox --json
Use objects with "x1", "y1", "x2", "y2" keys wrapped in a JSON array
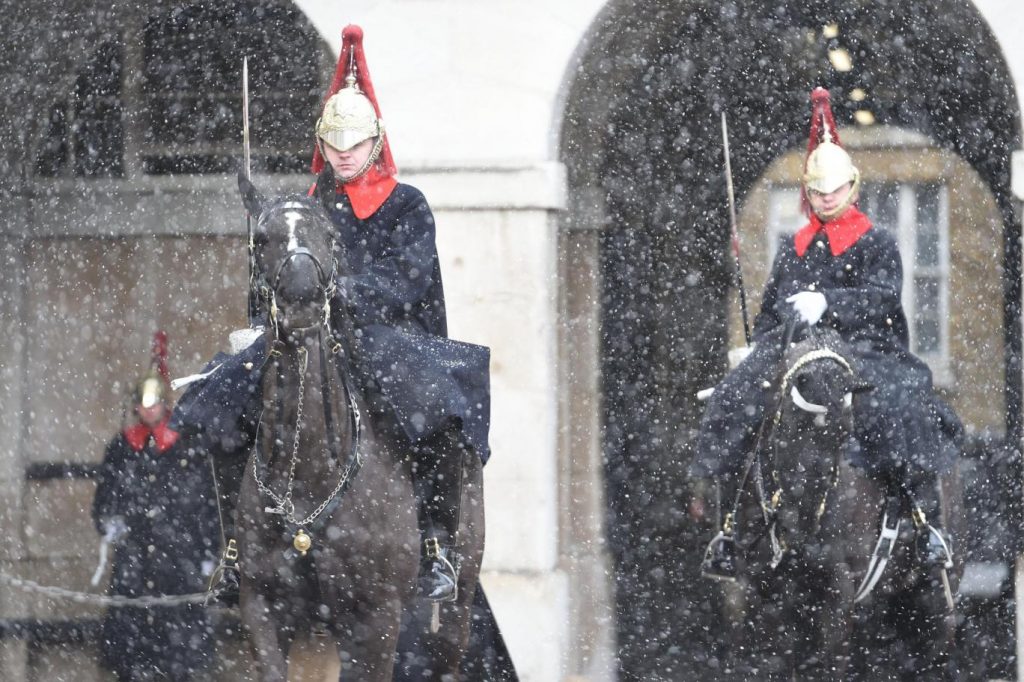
[
  {"x1": 786, "y1": 291, "x2": 827, "y2": 325},
  {"x1": 727, "y1": 344, "x2": 755, "y2": 368},
  {"x1": 102, "y1": 517, "x2": 128, "y2": 543}
]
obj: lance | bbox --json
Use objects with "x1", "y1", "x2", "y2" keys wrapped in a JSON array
[
  {"x1": 242, "y1": 56, "x2": 257, "y2": 325},
  {"x1": 721, "y1": 111, "x2": 752, "y2": 345}
]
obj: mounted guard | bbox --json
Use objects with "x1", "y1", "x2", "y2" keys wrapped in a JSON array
[
  {"x1": 693, "y1": 88, "x2": 963, "y2": 585},
  {"x1": 172, "y1": 24, "x2": 491, "y2": 609}
]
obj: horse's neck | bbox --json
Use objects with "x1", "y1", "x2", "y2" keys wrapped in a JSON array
[{"x1": 259, "y1": 333, "x2": 355, "y2": 481}]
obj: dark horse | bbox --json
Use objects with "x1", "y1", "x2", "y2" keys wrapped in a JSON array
[
  {"x1": 719, "y1": 326, "x2": 963, "y2": 680},
  {"x1": 235, "y1": 171, "x2": 484, "y2": 681}
]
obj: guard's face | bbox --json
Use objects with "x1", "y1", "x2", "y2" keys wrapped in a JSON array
[
  {"x1": 321, "y1": 138, "x2": 375, "y2": 180},
  {"x1": 135, "y1": 402, "x2": 166, "y2": 428},
  {"x1": 808, "y1": 181, "x2": 856, "y2": 219}
]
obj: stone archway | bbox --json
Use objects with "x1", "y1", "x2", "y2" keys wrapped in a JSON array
[{"x1": 559, "y1": 1, "x2": 1021, "y2": 677}]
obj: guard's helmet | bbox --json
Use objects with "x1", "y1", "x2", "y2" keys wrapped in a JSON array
[
  {"x1": 311, "y1": 25, "x2": 397, "y2": 180},
  {"x1": 804, "y1": 139, "x2": 858, "y2": 195},
  {"x1": 801, "y1": 88, "x2": 860, "y2": 218},
  {"x1": 315, "y1": 75, "x2": 384, "y2": 154},
  {"x1": 133, "y1": 368, "x2": 167, "y2": 409}
]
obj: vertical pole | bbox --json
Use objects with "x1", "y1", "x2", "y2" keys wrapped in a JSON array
[{"x1": 242, "y1": 57, "x2": 256, "y2": 325}]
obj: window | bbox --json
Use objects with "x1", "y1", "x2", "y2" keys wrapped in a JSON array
[
  {"x1": 35, "y1": 1, "x2": 324, "y2": 179},
  {"x1": 766, "y1": 182, "x2": 951, "y2": 381},
  {"x1": 36, "y1": 41, "x2": 125, "y2": 178}
]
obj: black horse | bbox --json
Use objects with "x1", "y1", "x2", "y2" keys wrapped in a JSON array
[
  {"x1": 716, "y1": 326, "x2": 963, "y2": 680},
  {"x1": 234, "y1": 171, "x2": 485, "y2": 681}
]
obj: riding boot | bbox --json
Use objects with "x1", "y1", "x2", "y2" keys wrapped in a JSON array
[
  {"x1": 412, "y1": 429, "x2": 464, "y2": 603},
  {"x1": 904, "y1": 468, "x2": 953, "y2": 572},
  {"x1": 700, "y1": 478, "x2": 739, "y2": 581},
  {"x1": 205, "y1": 434, "x2": 248, "y2": 606}
]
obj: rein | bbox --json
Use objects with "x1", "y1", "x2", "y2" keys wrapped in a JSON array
[{"x1": 725, "y1": 345, "x2": 854, "y2": 568}]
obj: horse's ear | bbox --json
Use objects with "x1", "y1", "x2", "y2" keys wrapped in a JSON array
[
  {"x1": 314, "y1": 164, "x2": 337, "y2": 209},
  {"x1": 238, "y1": 172, "x2": 265, "y2": 218}
]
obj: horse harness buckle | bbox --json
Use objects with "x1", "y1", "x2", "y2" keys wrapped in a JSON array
[
  {"x1": 424, "y1": 537, "x2": 442, "y2": 559},
  {"x1": 224, "y1": 538, "x2": 239, "y2": 563}
]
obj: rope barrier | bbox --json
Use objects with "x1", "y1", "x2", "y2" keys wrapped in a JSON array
[{"x1": 0, "y1": 569, "x2": 220, "y2": 608}]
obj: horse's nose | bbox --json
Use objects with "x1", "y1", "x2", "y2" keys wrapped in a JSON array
[{"x1": 276, "y1": 255, "x2": 322, "y2": 305}]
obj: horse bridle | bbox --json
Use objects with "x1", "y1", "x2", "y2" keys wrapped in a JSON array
[
  {"x1": 248, "y1": 204, "x2": 362, "y2": 557},
  {"x1": 726, "y1": 346, "x2": 854, "y2": 569},
  {"x1": 251, "y1": 206, "x2": 338, "y2": 335}
]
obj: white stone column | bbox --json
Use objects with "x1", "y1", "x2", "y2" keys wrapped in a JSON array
[
  {"x1": 407, "y1": 162, "x2": 572, "y2": 680},
  {"x1": 1012, "y1": 148, "x2": 1024, "y2": 682}
]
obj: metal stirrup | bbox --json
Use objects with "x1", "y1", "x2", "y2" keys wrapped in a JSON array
[{"x1": 854, "y1": 500, "x2": 901, "y2": 603}]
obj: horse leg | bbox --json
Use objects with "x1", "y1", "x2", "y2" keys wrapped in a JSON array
[
  {"x1": 336, "y1": 601, "x2": 403, "y2": 681},
  {"x1": 240, "y1": 589, "x2": 291, "y2": 682},
  {"x1": 899, "y1": 573, "x2": 958, "y2": 681}
]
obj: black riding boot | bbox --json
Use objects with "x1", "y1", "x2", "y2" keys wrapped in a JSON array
[
  {"x1": 412, "y1": 429, "x2": 465, "y2": 603},
  {"x1": 904, "y1": 468, "x2": 953, "y2": 572},
  {"x1": 205, "y1": 436, "x2": 248, "y2": 606},
  {"x1": 700, "y1": 478, "x2": 739, "y2": 581}
]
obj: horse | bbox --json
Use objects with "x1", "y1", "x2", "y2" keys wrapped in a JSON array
[
  {"x1": 715, "y1": 325, "x2": 963, "y2": 681},
  {"x1": 234, "y1": 169, "x2": 484, "y2": 681}
]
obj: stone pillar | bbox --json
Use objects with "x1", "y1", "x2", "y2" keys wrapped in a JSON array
[
  {"x1": 1012, "y1": 148, "x2": 1024, "y2": 682},
  {"x1": 411, "y1": 162, "x2": 574, "y2": 680},
  {"x1": 559, "y1": 188, "x2": 616, "y2": 680}
]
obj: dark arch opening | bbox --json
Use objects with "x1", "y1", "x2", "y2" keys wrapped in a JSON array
[{"x1": 560, "y1": 1, "x2": 1021, "y2": 677}]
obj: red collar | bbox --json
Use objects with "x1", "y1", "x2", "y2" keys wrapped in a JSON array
[
  {"x1": 308, "y1": 165, "x2": 398, "y2": 220},
  {"x1": 794, "y1": 206, "x2": 873, "y2": 257},
  {"x1": 343, "y1": 165, "x2": 398, "y2": 219},
  {"x1": 123, "y1": 418, "x2": 179, "y2": 454}
]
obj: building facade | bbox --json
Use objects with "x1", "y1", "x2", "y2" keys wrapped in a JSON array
[{"x1": 0, "y1": 1, "x2": 1023, "y2": 680}]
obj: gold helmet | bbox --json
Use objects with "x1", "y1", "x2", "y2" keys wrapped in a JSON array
[
  {"x1": 311, "y1": 25, "x2": 397, "y2": 180},
  {"x1": 133, "y1": 368, "x2": 167, "y2": 409},
  {"x1": 804, "y1": 138, "x2": 859, "y2": 195},
  {"x1": 315, "y1": 73, "x2": 385, "y2": 153}
]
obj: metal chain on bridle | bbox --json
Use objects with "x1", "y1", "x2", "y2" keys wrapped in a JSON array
[
  {"x1": 249, "y1": 207, "x2": 363, "y2": 530},
  {"x1": 251, "y1": 344, "x2": 363, "y2": 528}
]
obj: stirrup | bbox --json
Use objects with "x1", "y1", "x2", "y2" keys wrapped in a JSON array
[
  {"x1": 701, "y1": 531, "x2": 738, "y2": 582},
  {"x1": 206, "y1": 539, "x2": 241, "y2": 606},
  {"x1": 916, "y1": 522, "x2": 954, "y2": 571},
  {"x1": 418, "y1": 537, "x2": 459, "y2": 603}
]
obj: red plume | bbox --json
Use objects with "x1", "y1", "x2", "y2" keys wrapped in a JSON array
[
  {"x1": 151, "y1": 330, "x2": 169, "y2": 383},
  {"x1": 311, "y1": 25, "x2": 397, "y2": 177},
  {"x1": 805, "y1": 87, "x2": 842, "y2": 157}
]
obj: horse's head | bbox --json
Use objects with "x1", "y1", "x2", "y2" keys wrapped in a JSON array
[
  {"x1": 239, "y1": 167, "x2": 345, "y2": 335},
  {"x1": 782, "y1": 327, "x2": 870, "y2": 430}
]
